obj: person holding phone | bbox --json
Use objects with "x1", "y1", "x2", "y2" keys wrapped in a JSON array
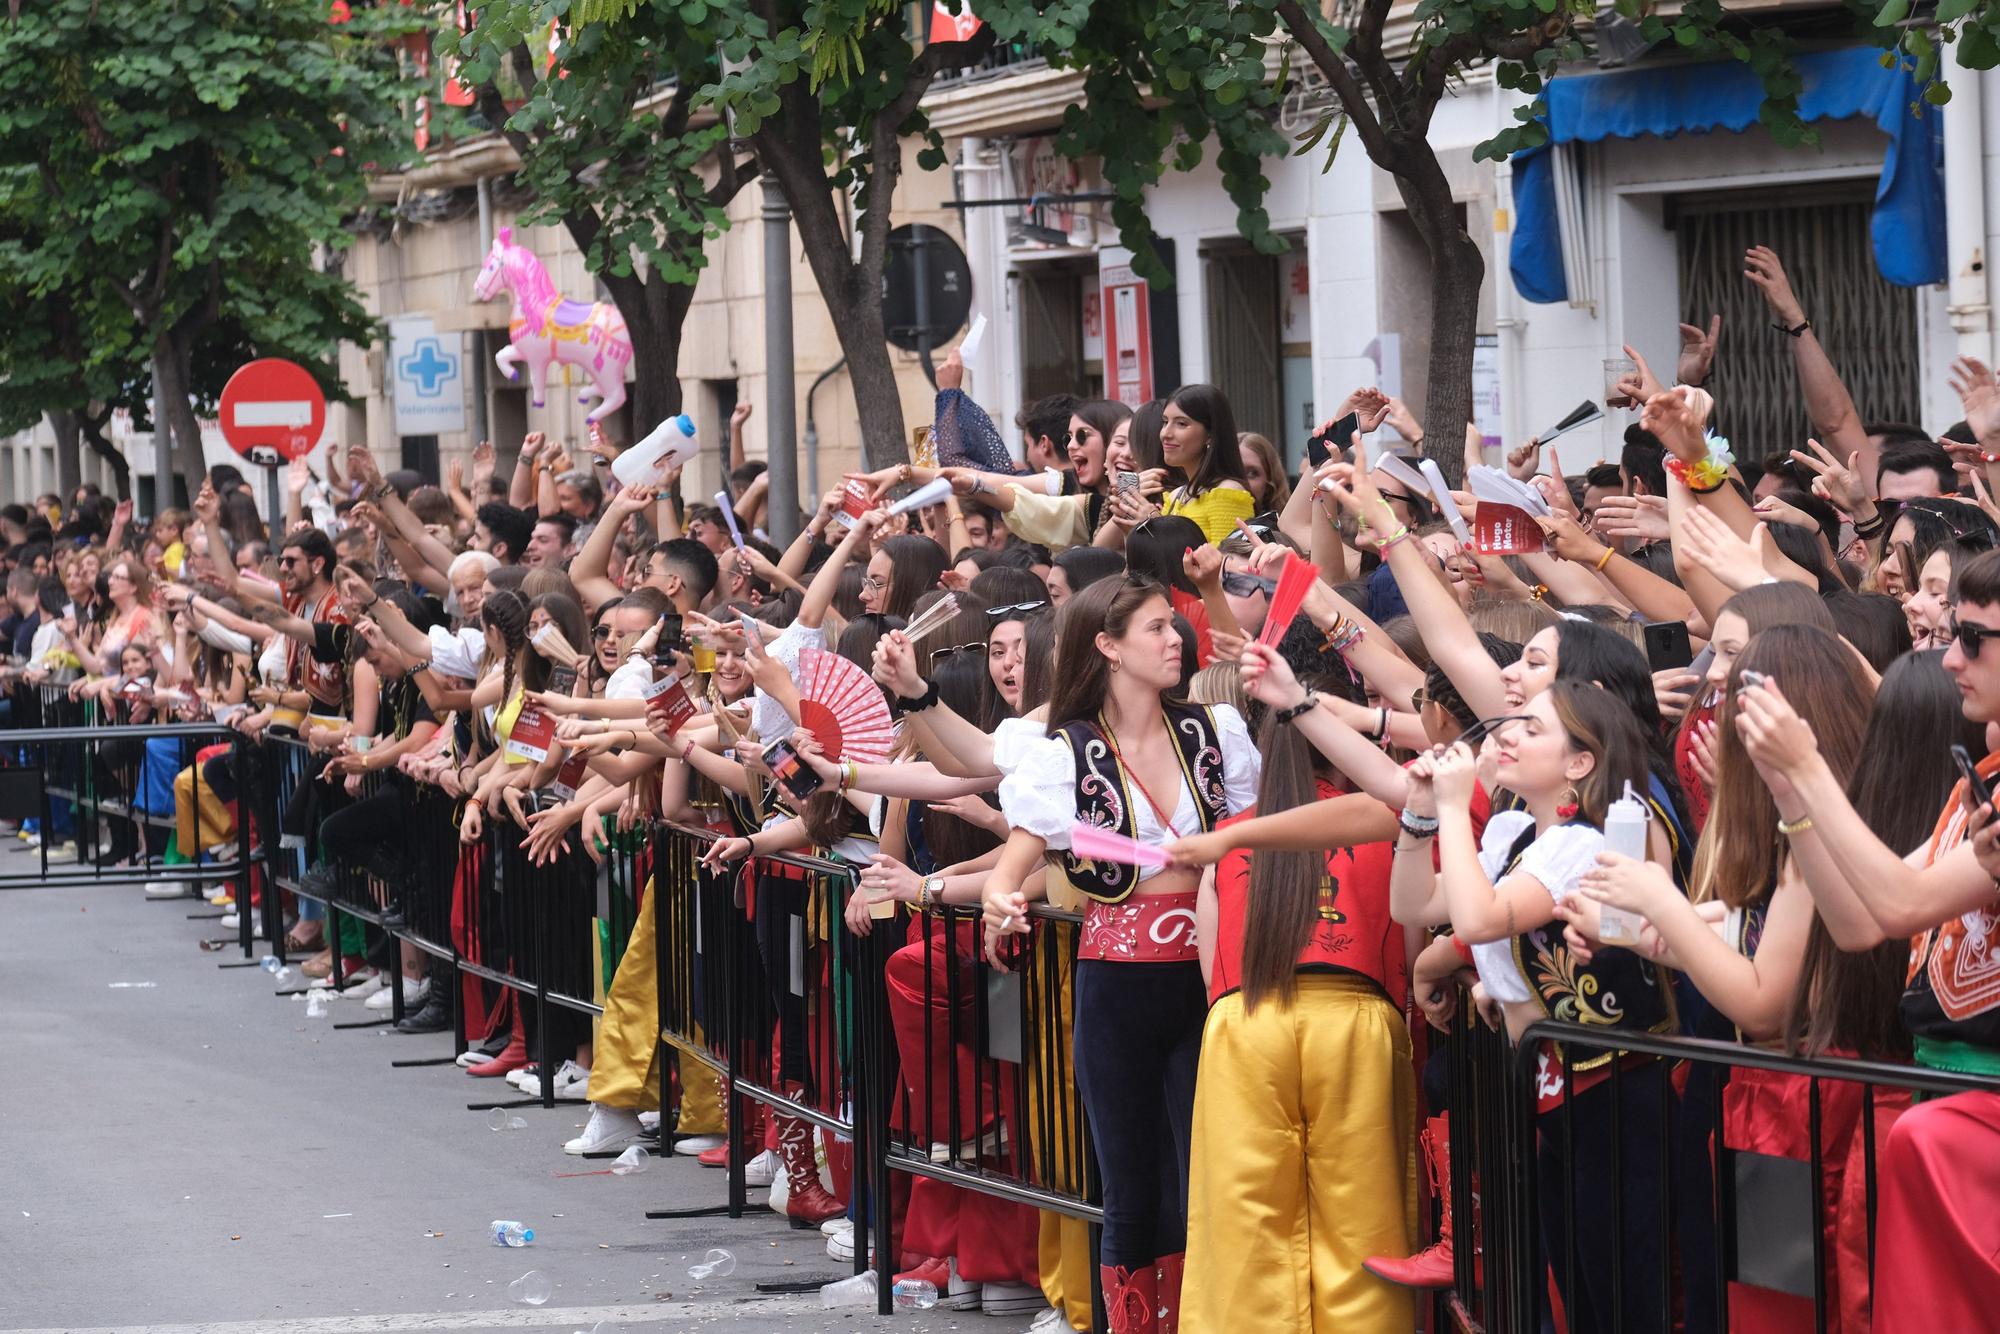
[{"x1": 1155, "y1": 385, "x2": 1256, "y2": 546}]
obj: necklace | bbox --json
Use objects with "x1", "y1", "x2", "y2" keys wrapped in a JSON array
[{"x1": 1100, "y1": 710, "x2": 1185, "y2": 840}]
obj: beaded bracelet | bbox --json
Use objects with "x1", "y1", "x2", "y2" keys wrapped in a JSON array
[{"x1": 1398, "y1": 809, "x2": 1439, "y2": 838}]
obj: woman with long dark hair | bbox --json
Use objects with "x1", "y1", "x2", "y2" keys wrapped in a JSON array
[
  {"x1": 1181, "y1": 643, "x2": 1412, "y2": 1330},
  {"x1": 1155, "y1": 385, "x2": 1254, "y2": 545},
  {"x1": 1395, "y1": 683, "x2": 1674, "y2": 1334},
  {"x1": 977, "y1": 574, "x2": 1261, "y2": 1331}
]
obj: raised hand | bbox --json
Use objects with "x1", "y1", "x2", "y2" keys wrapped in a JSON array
[
  {"x1": 1733, "y1": 676, "x2": 1821, "y2": 782},
  {"x1": 1652, "y1": 669, "x2": 1700, "y2": 725},
  {"x1": 471, "y1": 438, "x2": 496, "y2": 485},
  {"x1": 1505, "y1": 437, "x2": 1542, "y2": 481},
  {"x1": 1744, "y1": 246, "x2": 1806, "y2": 329},
  {"x1": 1639, "y1": 389, "x2": 1708, "y2": 465},
  {"x1": 1677, "y1": 315, "x2": 1722, "y2": 387},
  {"x1": 1789, "y1": 438, "x2": 1869, "y2": 515},
  {"x1": 1536, "y1": 509, "x2": 1605, "y2": 565},
  {"x1": 1182, "y1": 542, "x2": 1223, "y2": 590},
  {"x1": 287, "y1": 457, "x2": 311, "y2": 496},
  {"x1": 345, "y1": 443, "x2": 380, "y2": 488},
  {"x1": 1238, "y1": 640, "x2": 1307, "y2": 711},
  {"x1": 1951, "y1": 357, "x2": 2000, "y2": 447},
  {"x1": 1593, "y1": 493, "x2": 1669, "y2": 544}
]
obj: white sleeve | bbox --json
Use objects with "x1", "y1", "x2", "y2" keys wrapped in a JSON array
[
  {"x1": 197, "y1": 621, "x2": 256, "y2": 657},
  {"x1": 1212, "y1": 704, "x2": 1262, "y2": 816},
  {"x1": 1513, "y1": 824, "x2": 1607, "y2": 907},
  {"x1": 994, "y1": 726, "x2": 1077, "y2": 848},
  {"x1": 754, "y1": 620, "x2": 827, "y2": 743},
  {"x1": 605, "y1": 659, "x2": 652, "y2": 701},
  {"x1": 429, "y1": 625, "x2": 483, "y2": 680},
  {"x1": 1475, "y1": 810, "x2": 1539, "y2": 881}
]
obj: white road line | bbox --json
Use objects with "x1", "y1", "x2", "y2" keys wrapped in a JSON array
[{"x1": 1, "y1": 1296, "x2": 827, "y2": 1334}]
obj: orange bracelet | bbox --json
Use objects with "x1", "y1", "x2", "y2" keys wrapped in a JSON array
[{"x1": 1594, "y1": 547, "x2": 1615, "y2": 572}]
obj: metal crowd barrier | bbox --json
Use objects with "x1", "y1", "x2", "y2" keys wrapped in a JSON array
[{"x1": 1441, "y1": 1011, "x2": 2000, "y2": 1334}]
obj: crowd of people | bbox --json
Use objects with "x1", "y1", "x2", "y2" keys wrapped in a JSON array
[{"x1": 17, "y1": 243, "x2": 2000, "y2": 1332}]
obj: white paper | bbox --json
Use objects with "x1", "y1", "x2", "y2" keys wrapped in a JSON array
[
  {"x1": 1375, "y1": 452, "x2": 1431, "y2": 498},
  {"x1": 1420, "y1": 459, "x2": 1474, "y2": 545},
  {"x1": 1466, "y1": 465, "x2": 1549, "y2": 518},
  {"x1": 714, "y1": 490, "x2": 746, "y2": 549},
  {"x1": 885, "y1": 476, "x2": 952, "y2": 517},
  {"x1": 959, "y1": 313, "x2": 988, "y2": 364}
]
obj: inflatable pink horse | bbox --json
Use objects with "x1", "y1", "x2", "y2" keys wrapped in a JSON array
[{"x1": 472, "y1": 227, "x2": 633, "y2": 422}]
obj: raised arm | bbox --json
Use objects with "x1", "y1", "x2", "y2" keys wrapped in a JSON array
[
  {"x1": 574, "y1": 484, "x2": 655, "y2": 614},
  {"x1": 1745, "y1": 247, "x2": 1875, "y2": 484},
  {"x1": 797, "y1": 508, "x2": 883, "y2": 631}
]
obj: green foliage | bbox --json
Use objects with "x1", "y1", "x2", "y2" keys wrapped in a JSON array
[
  {"x1": 441, "y1": 0, "x2": 736, "y2": 287},
  {"x1": 0, "y1": 0, "x2": 422, "y2": 432}
]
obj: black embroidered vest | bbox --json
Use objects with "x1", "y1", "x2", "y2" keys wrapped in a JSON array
[{"x1": 1055, "y1": 700, "x2": 1226, "y2": 904}]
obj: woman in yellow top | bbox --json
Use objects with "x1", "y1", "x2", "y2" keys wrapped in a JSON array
[{"x1": 1154, "y1": 385, "x2": 1255, "y2": 545}]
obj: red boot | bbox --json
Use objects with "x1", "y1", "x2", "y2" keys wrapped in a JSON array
[
  {"x1": 696, "y1": 1098, "x2": 766, "y2": 1169},
  {"x1": 1364, "y1": 1113, "x2": 1469, "y2": 1289},
  {"x1": 1155, "y1": 1252, "x2": 1184, "y2": 1334},
  {"x1": 466, "y1": 1007, "x2": 527, "y2": 1078},
  {"x1": 1101, "y1": 1264, "x2": 1159, "y2": 1334},
  {"x1": 775, "y1": 1115, "x2": 844, "y2": 1228}
]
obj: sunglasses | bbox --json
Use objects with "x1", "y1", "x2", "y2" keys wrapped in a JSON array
[
  {"x1": 1950, "y1": 614, "x2": 2000, "y2": 659},
  {"x1": 985, "y1": 600, "x2": 1048, "y2": 618},
  {"x1": 929, "y1": 642, "x2": 984, "y2": 669},
  {"x1": 1458, "y1": 713, "x2": 1533, "y2": 748},
  {"x1": 1070, "y1": 428, "x2": 1095, "y2": 444},
  {"x1": 1220, "y1": 572, "x2": 1276, "y2": 599},
  {"x1": 591, "y1": 624, "x2": 614, "y2": 641}
]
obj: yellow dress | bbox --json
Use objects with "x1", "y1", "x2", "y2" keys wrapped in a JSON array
[{"x1": 1160, "y1": 486, "x2": 1255, "y2": 546}]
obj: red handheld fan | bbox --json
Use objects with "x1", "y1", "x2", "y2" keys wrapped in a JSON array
[{"x1": 797, "y1": 648, "x2": 895, "y2": 763}]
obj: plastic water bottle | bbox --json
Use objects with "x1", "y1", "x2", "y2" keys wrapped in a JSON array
[
  {"x1": 893, "y1": 1278, "x2": 940, "y2": 1310},
  {"x1": 487, "y1": 1108, "x2": 527, "y2": 1132},
  {"x1": 612, "y1": 414, "x2": 698, "y2": 491},
  {"x1": 687, "y1": 1247, "x2": 735, "y2": 1281},
  {"x1": 818, "y1": 1271, "x2": 878, "y2": 1308},
  {"x1": 506, "y1": 1269, "x2": 551, "y2": 1305},
  {"x1": 610, "y1": 1144, "x2": 649, "y2": 1175},
  {"x1": 1598, "y1": 781, "x2": 1651, "y2": 947},
  {"x1": 261, "y1": 956, "x2": 292, "y2": 984},
  {"x1": 491, "y1": 1220, "x2": 535, "y2": 1247}
]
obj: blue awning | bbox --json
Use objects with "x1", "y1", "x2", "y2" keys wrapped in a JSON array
[{"x1": 1510, "y1": 46, "x2": 1945, "y2": 304}]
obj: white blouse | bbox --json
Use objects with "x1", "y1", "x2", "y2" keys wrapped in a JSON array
[
  {"x1": 753, "y1": 618, "x2": 828, "y2": 744},
  {"x1": 1466, "y1": 810, "x2": 1605, "y2": 1005},
  {"x1": 994, "y1": 704, "x2": 1261, "y2": 881}
]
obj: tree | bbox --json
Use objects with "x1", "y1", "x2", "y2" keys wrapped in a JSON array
[
  {"x1": 443, "y1": 1, "x2": 761, "y2": 434},
  {"x1": 0, "y1": 0, "x2": 420, "y2": 504}
]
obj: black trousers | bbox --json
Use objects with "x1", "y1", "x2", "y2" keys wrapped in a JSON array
[
  {"x1": 1072, "y1": 957, "x2": 1206, "y2": 1269},
  {"x1": 1535, "y1": 1059, "x2": 1670, "y2": 1334}
]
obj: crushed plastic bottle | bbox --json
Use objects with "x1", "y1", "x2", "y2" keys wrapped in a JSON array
[
  {"x1": 687, "y1": 1247, "x2": 735, "y2": 1281},
  {"x1": 506, "y1": 1269, "x2": 551, "y2": 1305},
  {"x1": 819, "y1": 1271, "x2": 879, "y2": 1308},
  {"x1": 261, "y1": 957, "x2": 293, "y2": 984},
  {"x1": 491, "y1": 1220, "x2": 536, "y2": 1247},
  {"x1": 610, "y1": 1144, "x2": 649, "y2": 1175},
  {"x1": 487, "y1": 1108, "x2": 528, "y2": 1132}
]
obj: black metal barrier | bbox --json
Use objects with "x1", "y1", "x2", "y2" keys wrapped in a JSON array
[{"x1": 1441, "y1": 1012, "x2": 2000, "y2": 1334}]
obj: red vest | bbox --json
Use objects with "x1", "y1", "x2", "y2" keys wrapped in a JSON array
[{"x1": 1208, "y1": 778, "x2": 1406, "y2": 1010}]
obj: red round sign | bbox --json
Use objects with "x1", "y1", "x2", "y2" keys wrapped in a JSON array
[{"x1": 218, "y1": 359, "x2": 326, "y2": 465}]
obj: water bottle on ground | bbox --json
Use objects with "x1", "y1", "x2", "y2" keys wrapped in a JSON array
[
  {"x1": 687, "y1": 1248, "x2": 735, "y2": 1281},
  {"x1": 1596, "y1": 780, "x2": 1651, "y2": 946},
  {"x1": 262, "y1": 956, "x2": 292, "y2": 984},
  {"x1": 491, "y1": 1220, "x2": 535, "y2": 1247},
  {"x1": 893, "y1": 1278, "x2": 940, "y2": 1310},
  {"x1": 506, "y1": 1269, "x2": 551, "y2": 1305},
  {"x1": 488, "y1": 1108, "x2": 527, "y2": 1131},
  {"x1": 610, "y1": 1144, "x2": 648, "y2": 1175}
]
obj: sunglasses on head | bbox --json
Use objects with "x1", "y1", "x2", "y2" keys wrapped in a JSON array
[
  {"x1": 1220, "y1": 572, "x2": 1276, "y2": 598},
  {"x1": 929, "y1": 642, "x2": 984, "y2": 669},
  {"x1": 1950, "y1": 612, "x2": 2000, "y2": 659},
  {"x1": 985, "y1": 600, "x2": 1047, "y2": 618}
]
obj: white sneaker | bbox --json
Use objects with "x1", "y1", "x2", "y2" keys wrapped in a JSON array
[
  {"x1": 143, "y1": 881, "x2": 186, "y2": 899},
  {"x1": 1029, "y1": 1307, "x2": 1070, "y2": 1332},
  {"x1": 551, "y1": 1060, "x2": 591, "y2": 1100},
  {"x1": 506, "y1": 1065, "x2": 541, "y2": 1092},
  {"x1": 364, "y1": 975, "x2": 429, "y2": 1011},
  {"x1": 45, "y1": 840, "x2": 75, "y2": 862},
  {"x1": 674, "y1": 1133, "x2": 725, "y2": 1156},
  {"x1": 943, "y1": 1258, "x2": 983, "y2": 1311},
  {"x1": 742, "y1": 1147, "x2": 777, "y2": 1189},
  {"x1": 563, "y1": 1103, "x2": 644, "y2": 1156},
  {"x1": 219, "y1": 911, "x2": 240, "y2": 930},
  {"x1": 978, "y1": 1280, "x2": 1044, "y2": 1316},
  {"x1": 205, "y1": 885, "x2": 233, "y2": 904},
  {"x1": 638, "y1": 1110, "x2": 661, "y2": 1133},
  {"x1": 826, "y1": 1220, "x2": 864, "y2": 1263}
]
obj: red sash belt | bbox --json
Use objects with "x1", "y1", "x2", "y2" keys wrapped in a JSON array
[{"x1": 1080, "y1": 890, "x2": 1200, "y2": 962}]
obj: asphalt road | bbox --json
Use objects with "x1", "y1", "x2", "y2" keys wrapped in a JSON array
[{"x1": 0, "y1": 872, "x2": 985, "y2": 1334}]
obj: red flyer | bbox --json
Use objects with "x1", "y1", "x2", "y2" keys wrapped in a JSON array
[
  {"x1": 1473, "y1": 502, "x2": 1545, "y2": 555},
  {"x1": 505, "y1": 698, "x2": 557, "y2": 763},
  {"x1": 834, "y1": 478, "x2": 873, "y2": 527},
  {"x1": 643, "y1": 671, "x2": 697, "y2": 735}
]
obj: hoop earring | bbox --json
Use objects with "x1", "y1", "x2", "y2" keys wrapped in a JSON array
[
  {"x1": 1107, "y1": 658, "x2": 1120, "y2": 673},
  {"x1": 1556, "y1": 785, "x2": 1580, "y2": 820}
]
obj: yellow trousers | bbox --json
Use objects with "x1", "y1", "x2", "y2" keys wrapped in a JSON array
[
  {"x1": 174, "y1": 763, "x2": 234, "y2": 860},
  {"x1": 1182, "y1": 974, "x2": 1417, "y2": 1334},
  {"x1": 584, "y1": 875, "x2": 723, "y2": 1134},
  {"x1": 1026, "y1": 918, "x2": 1095, "y2": 1331}
]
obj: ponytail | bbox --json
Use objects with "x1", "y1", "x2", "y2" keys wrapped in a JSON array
[{"x1": 1238, "y1": 707, "x2": 1324, "y2": 1013}]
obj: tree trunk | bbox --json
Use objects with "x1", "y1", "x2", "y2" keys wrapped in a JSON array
[
  {"x1": 48, "y1": 409, "x2": 83, "y2": 499},
  {"x1": 151, "y1": 336, "x2": 205, "y2": 509},
  {"x1": 622, "y1": 279, "x2": 688, "y2": 433},
  {"x1": 80, "y1": 413, "x2": 132, "y2": 498},
  {"x1": 1383, "y1": 140, "x2": 1486, "y2": 489}
]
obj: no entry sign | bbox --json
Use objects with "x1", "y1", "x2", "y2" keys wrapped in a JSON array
[{"x1": 219, "y1": 359, "x2": 325, "y2": 465}]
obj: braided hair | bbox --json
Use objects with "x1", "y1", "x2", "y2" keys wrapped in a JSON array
[{"x1": 481, "y1": 588, "x2": 530, "y2": 717}]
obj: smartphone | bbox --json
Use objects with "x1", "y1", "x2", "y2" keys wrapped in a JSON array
[
  {"x1": 1114, "y1": 469, "x2": 1142, "y2": 501},
  {"x1": 763, "y1": 737, "x2": 824, "y2": 803},
  {"x1": 1736, "y1": 668, "x2": 1768, "y2": 698},
  {"x1": 1306, "y1": 411, "x2": 1358, "y2": 467},
  {"x1": 1953, "y1": 743, "x2": 1994, "y2": 810},
  {"x1": 655, "y1": 611, "x2": 685, "y2": 658},
  {"x1": 1643, "y1": 620, "x2": 1694, "y2": 673}
]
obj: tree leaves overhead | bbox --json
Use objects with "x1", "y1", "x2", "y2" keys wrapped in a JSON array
[{"x1": 0, "y1": 0, "x2": 424, "y2": 443}]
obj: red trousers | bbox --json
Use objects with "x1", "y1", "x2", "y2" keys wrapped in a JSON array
[
  {"x1": 885, "y1": 919, "x2": 1036, "y2": 1285},
  {"x1": 1721, "y1": 1067, "x2": 1907, "y2": 1332},
  {"x1": 1872, "y1": 1088, "x2": 2000, "y2": 1332}
]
